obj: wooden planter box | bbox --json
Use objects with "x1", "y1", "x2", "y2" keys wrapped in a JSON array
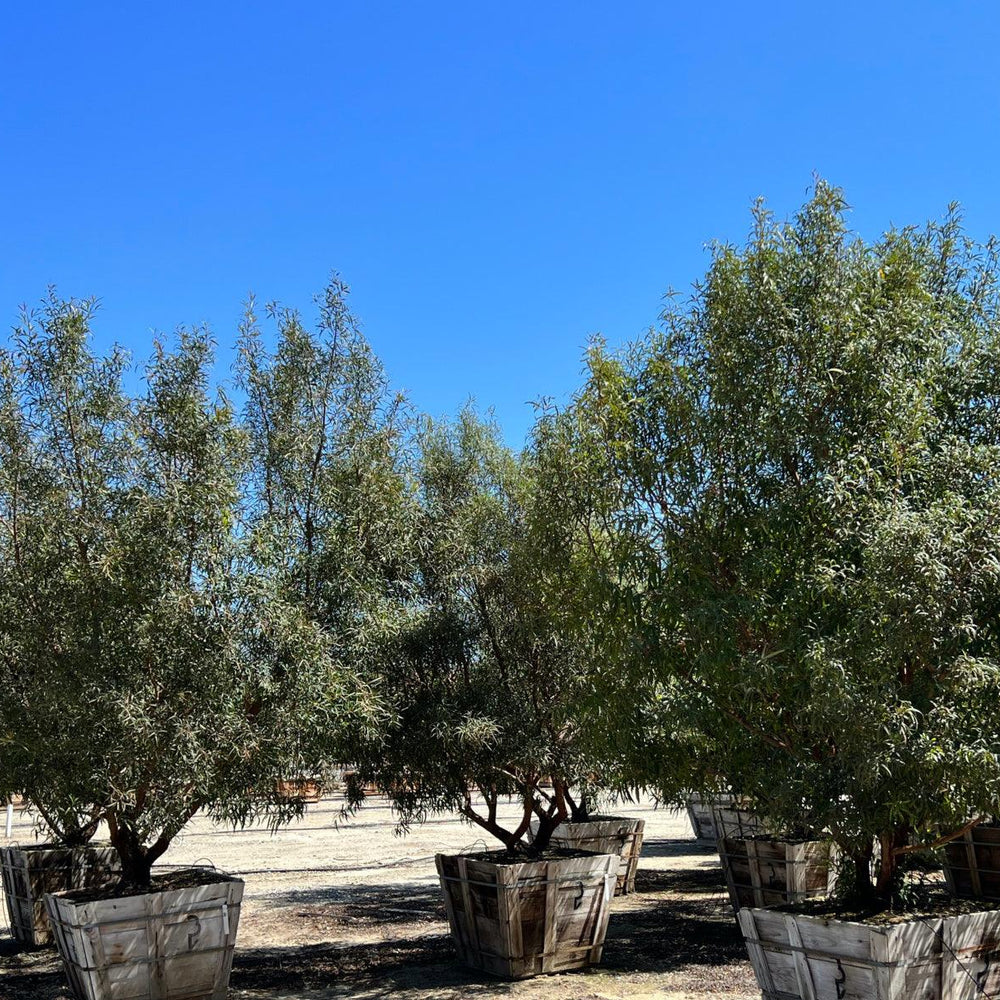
[
  {"x1": 435, "y1": 849, "x2": 617, "y2": 978},
  {"x1": 738, "y1": 904, "x2": 1000, "y2": 999},
  {"x1": 536, "y1": 816, "x2": 645, "y2": 895},
  {"x1": 274, "y1": 778, "x2": 322, "y2": 803},
  {"x1": 1, "y1": 844, "x2": 119, "y2": 947},
  {"x1": 718, "y1": 835, "x2": 834, "y2": 912},
  {"x1": 686, "y1": 793, "x2": 767, "y2": 844},
  {"x1": 45, "y1": 868, "x2": 244, "y2": 1000},
  {"x1": 943, "y1": 824, "x2": 1000, "y2": 900}
]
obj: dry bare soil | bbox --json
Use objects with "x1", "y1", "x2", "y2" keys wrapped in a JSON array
[{"x1": 1, "y1": 796, "x2": 759, "y2": 1000}]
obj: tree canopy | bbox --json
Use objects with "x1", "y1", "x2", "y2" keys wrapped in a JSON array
[
  {"x1": 0, "y1": 288, "x2": 383, "y2": 884},
  {"x1": 7, "y1": 186, "x2": 1000, "y2": 905},
  {"x1": 353, "y1": 409, "x2": 618, "y2": 851},
  {"x1": 573, "y1": 182, "x2": 1000, "y2": 899}
]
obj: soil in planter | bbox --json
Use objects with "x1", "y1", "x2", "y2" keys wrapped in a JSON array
[
  {"x1": 456, "y1": 846, "x2": 607, "y2": 865},
  {"x1": 776, "y1": 879, "x2": 1000, "y2": 925},
  {"x1": 736, "y1": 831, "x2": 818, "y2": 844},
  {"x1": 58, "y1": 866, "x2": 231, "y2": 903}
]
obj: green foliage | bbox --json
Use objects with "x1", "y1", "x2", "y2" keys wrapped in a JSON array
[
  {"x1": 0, "y1": 287, "x2": 383, "y2": 884},
  {"x1": 575, "y1": 182, "x2": 1000, "y2": 900},
  {"x1": 236, "y1": 277, "x2": 413, "y2": 629},
  {"x1": 356, "y1": 409, "x2": 606, "y2": 851}
]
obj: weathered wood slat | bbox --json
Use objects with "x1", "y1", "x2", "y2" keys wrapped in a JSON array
[
  {"x1": 718, "y1": 836, "x2": 834, "y2": 912},
  {"x1": 436, "y1": 849, "x2": 617, "y2": 979},
  {"x1": 739, "y1": 905, "x2": 1000, "y2": 1000},
  {"x1": 687, "y1": 794, "x2": 768, "y2": 844},
  {"x1": 44, "y1": 870, "x2": 244, "y2": 1000},
  {"x1": 536, "y1": 816, "x2": 645, "y2": 895},
  {"x1": 943, "y1": 825, "x2": 1000, "y2": 901},
  {"x1": 784, "y1": 916, "x2": 818, "y2": 1000},
  {"x1": 738, "y1": 908, "x2": 781, "y2": 997},
  {"x1": 541, "y1": 861, "x2": 557, "y2": 974},
  {"x1": 1, "y1": 844, "x2": 119, "y2": 947},
  {"x1": 457, "y1": 855, "x2": 482, "y2": 961}
]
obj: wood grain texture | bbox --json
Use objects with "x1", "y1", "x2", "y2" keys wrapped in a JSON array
[
  {"x1": 739, "y1": 905, "x2": 1000, "y2": 1000},
  {"x1": 943, "y1": 826, "x2": 1000, "y2": 901},
  {"x1": 44, "y1": 872, "x2": 244, "y2": 1000},
  {"x1": 1, "y1": 844, "x2": 119, "y2": 947},
  {"x1": 534, "y1": 816, "x2": 645, "y2": 894},
  {"x1": 718, "y1": 836, "x2": 834, "y2": 912},
  {"x1": 686, "y1": 795, "x2": 768, "y2": 844},
  {"x1": 435, "y1": 850, "x2": 617, "y2": 979}
]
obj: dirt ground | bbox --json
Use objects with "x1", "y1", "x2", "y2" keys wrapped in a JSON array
[{"x1": 1, "y1": 795, "x2": 760, "y2": 999}]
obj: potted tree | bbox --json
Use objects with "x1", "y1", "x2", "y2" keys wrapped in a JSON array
[
  {"x1": 532, "y1": 400, "x2": 832, "y2": 913},
  {"x1": 521, "y1": 408, "x2": 653, "y2": 898},
  {"x1": 0, "y1": 293, "x2": 381, "y2": 998},
  {"x1": 354, "y1": 411, "x2": 619, "y2": 979},
  {"x1": 0, "y1": 312, "x2": 125, "y2": 947},
  {"x1": 573, "y1": 182, "x2": 1000, "y2": 994}
]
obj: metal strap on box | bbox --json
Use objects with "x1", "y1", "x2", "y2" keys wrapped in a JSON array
[
  {"x1": 51, "y1": 897, "x2": 237, "y2": 933},
  {"x1": 438, "y1": 871, "x2": 614, "y2": 890},
  {"x1": 740, "y1": 931, "x2": 906, "y2": 970}
]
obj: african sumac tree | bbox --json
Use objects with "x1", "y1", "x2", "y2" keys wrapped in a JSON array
[
  {"x1": 235, "y1": 277, "x2": 411, "y2": 790},
  {"x1": 578, "y1": 183, "x2": 1000, "y2": 903},
  {"x1": 357, "y1": 410, "x2": 606, "y2": 852},
  {"x1": 0, "y1": 292, "x2": 380, "y2": 885}
]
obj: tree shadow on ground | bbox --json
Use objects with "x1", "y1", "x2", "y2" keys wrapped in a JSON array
[
  {"x1": 601, "y1": 896, "x2": 748, "y2": 975},
  {"x1": 262, "y1": 880, "x2": 446, "y2": 926},
  {"x1": 1, "y1": 858, "x2": 753, "y2": 1000},
  {"x1": 640, "y1": 836, "x2": 718, "y2": 859},
  {"x1": 0, "y1": 939, "x2": 68, "y2": 1000},
  {"x1": 230, "y1": 893, "x2": 753, "y2": 997},
  {"x1": 230, "y1": 937, "x2": 503, "y2": 997},
  {"x1": 633, "y1": 864, "x2": 727, "y2": 896}
]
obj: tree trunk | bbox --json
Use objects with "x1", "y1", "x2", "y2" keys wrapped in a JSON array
[
  {"x1": 531, "y1": 783, "x2": 569, "y2": 851},
  {"x1": 107, "y1": 814, "x2": 155, "y2": 886},
  {"x1": 531, "y1": 810, "x2": 561, "y2": 850},
  {"x1": 564, "y1": 786, "x2": 591, "y2": 823},
  {"x1": 852, "y1": 842, "x2": 875, "y2": 901},
  {"x1": 875, "y1": 826, "x2": 911, "y2": 900},
  {"x1": 460, "y1": 804, "x2": 523, "y2": 853}
]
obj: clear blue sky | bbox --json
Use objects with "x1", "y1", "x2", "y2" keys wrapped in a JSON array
[{"x1": 3, "y1": 3, "x2": 999, "y2": 445}]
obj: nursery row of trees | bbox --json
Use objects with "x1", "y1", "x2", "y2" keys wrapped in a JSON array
[{"x1": 4, "y1": 182, "x2": 1000, "y2": 907}]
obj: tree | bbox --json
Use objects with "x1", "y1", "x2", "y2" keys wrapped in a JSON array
[
  {"x1": 235, "y1": 276, "x2": 413, "y2": 792},
  {"x1": 355, "y1": 409, "x2": 610, "y2": 852},
  {"x1": 0, "y1": 301, "x2": 121, "y2": 846},
  {"x1": 576, "y1": 182, "x2": 1000, "y2": 903},
  {"x1": 236, "y1": 278, "x2": 412, "y2": 620},
  {"x1": 528, "y1": 399, "x2": 717, "y2": 812},
  {"x1": 0, "y1": 291, "x2": 380, "y2": 885}
]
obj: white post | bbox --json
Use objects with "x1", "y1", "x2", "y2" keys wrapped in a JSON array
[{"x1": 4, "y1": 802, "x2": 12, "y2": 839}]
